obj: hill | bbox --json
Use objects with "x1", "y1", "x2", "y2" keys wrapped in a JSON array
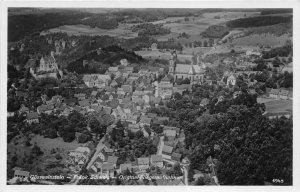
[{"x1": 67, "y1": 46, "x2": 144, "y2": 74}]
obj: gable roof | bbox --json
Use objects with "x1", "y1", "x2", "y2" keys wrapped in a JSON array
[
  {"x1": 107, "y1": 156, "x2": 118, "y2": 164},
  {"x1": 102, "y1": 163, "x2": 114, "y2": 171},
  {"x1": 165, "y1": 129, "x2": 176, "y2": 137},
  {"x1": 137, "y1": 157, "x2": 149, "y2": 165},
  {"x1": 140, "y1": 116, "x2": 152, "y2": 124},
  {"x1": 26, "y1": 112, "x2": 39, "y2": 120},
  {"x1": 14, "y1": 170, "x2": 30, "y2": 177},
  {"x1": 270, "y1": 89, "x2": 280, "y2": 95},
  {"x1": 78, "y1": 100, "x2": 90, "y2": 107},
  {"x1": 151, "y1": 155, "x2": 163, "y2": 163},
  {"x1": 171, "y1": 152, "x2": 182, "y2": 159},
  {"x1": 162, "y1": 145, "x2": 173, "y2": 154},
  {"x1": 120, "y1": 163, "x2": 132, "y2": 172}
]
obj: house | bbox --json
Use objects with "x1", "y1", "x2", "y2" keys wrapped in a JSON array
[
  {"x1": 150, "y1": 155, "x2": 163, "y2": 168},
  {"x1": 158, "y1": 76, "x2": 173, "y2": 99},
  {"x1": 137, "y1": 157, "x2": 150, "y2": 170},
  {"x1": 110, "y1": 80, "x2": 119, "y2": 87},
  {"x1": 226, "y1": 74, "x2": 237, "y2": 86},
  {"x1": 108, "y1": 67, "x2": 119, "y2": 74},
  {"x1": 122, "y1": 84, "x2": 133, "y2": 93},
  {"x1": 117, "y1": 88, "x2": 125, "y2": 95},
  {"x1": 178, "y1": 131, "x2": 185, "y2": 144},
  {"x1": 101, "y1": 163, "x2": 115, "y2": 175},
  {"x1": 26, "y1": 112, "x2": 39, "y2": 124},
  {"x1": 279, "y1": 89, "x2": 289, "y2": 100},
  {"x1": 119, "y1": 163, "x2": 132, "y2": 173},
  {"x1": 144, "y1": 86, "x2": 154, "y2": 95},
  {"x1": 78, "y1": 100, "x2": 90, "y2": 108},
  {"x1": 107, "y1": 156, "x2": 118, "y2": 168},
  {"x1": 153, "y1": 116, "x2": 169, "y2": 125},
  {"x1": 171, "y1": 152, "x2": 182, "y2": 162},
  {"x1": 127, "y1": 114, "x2": 139, "y2": 124},
  {"x1": 37, "y1": 104, "x2": 54, "y2": 114},
  {"x1": 19, "y1": 105, "x2": 29, "y2": 114},
  {"x1": 269, "y1": 89, "x2": 280, "y2": 99},
  {"x1": 64, "y1": 98, "x2": 77, "y2": 107},
  {"x1": 125, "y1": 67, "x2": 134, "y2": 73},
  {"x1": 162, "y1": 145, "x2": 173, "y2": 159},
  {"x1": 139, "y1": 116, "x2": 152, "y2": 127},
  {"x1": 164, "y1": 129, "x2": 176, "y2": 141},
  {"x1": 14, "y1": 170, "x2": 30, "y2": 180},
  {"x1": 142, "y1": 94, "x2": 150, "y2": 104},
  {"x1": 128, "y1": 124, "x2": 140, "y2": 133},
  {"x1": 246, "y1": 49, "x2": 262, "y2": 57},
  {"x1": 7, "y1": 112, "x2": 15, "y2": 117},
  {"x1": 91, "y1": 91, "x2": 98, "y2": 97},
  {"x1": 200, "y1": 98, "x2": 210, "y2": 107}
]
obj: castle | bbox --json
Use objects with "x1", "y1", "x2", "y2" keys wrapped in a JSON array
[
  {"x1": 30, "y1": 51, "x2": 63, "y2": 79},
  {"x1": 168, "y1": 51, "x2": 205, "y2": 84}
]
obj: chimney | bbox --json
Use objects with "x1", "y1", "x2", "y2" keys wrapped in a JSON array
[{"x1": 50, "y1": 51, "x2": 55, "y2": 58}]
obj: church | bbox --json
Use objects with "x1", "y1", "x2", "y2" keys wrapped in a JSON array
[{"x1": 168, "y1": 51, "x2": 205, "y2": 84}]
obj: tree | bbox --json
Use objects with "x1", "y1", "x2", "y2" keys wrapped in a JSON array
[
  {"x1": 90, "y1": 118, "x2": 106, "y2": 139},
  {"x1": 32, "y1": 142, "x2": 43, "y2": 156},
  {"x1": 78, "y1": 133, "x2": 91, "y2": 143},
  {"x1": 203, "y1": 40, "x2": 208, "y2": 47},
  {"x1": 63, "y1": 131, "x2": 75, "y2": 142},
  {"x1": 173, "y1": 163, "x2": 183, "y2": 176}
]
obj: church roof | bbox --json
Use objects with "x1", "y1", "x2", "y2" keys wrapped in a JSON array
[
  {"x1": 161, "y1": 76, "x2": 170, "y2": 82},
  {"x1": 175, "y1": 64, "x2": 203, "y2": 74}
]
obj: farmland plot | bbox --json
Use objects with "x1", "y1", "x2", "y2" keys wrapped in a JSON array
[{"x1": 232, "y1": 33, "x2": 290, "y2": 47}]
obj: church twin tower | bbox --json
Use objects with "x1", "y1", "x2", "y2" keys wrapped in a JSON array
[{"x1": 168, "y1": 51, "x2": 205, "y2": 84}]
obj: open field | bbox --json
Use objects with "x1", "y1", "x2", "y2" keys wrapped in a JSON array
[
  {"x1": 7, "y1": 134, "x2": 83, "y2": 176},
  {"x1": 232, "y1": 33, "x2": 290, "y2": 47},
  {"x1": 41, "y1": 24, "x2": 138, "y2": 39},
  {"x1": 202, "y1": 11, "x2": 261, "y2": 21},
  {"x1": 30, "y1": 134, "x2": 82, "y2": 152},
  {"x1": 257, "y1": 97, "x2": 293, "y2": 115},
  {"x1": 135, "y1": 50, "x2": 193, "y2": 61}
]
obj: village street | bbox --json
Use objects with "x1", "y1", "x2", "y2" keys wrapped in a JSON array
[
  {"x1": 157, "y1": 136, "x2": 164, "y2": 155},
  {"x1": 69, "y1": 136, "x2": 106, "y2": 185}
]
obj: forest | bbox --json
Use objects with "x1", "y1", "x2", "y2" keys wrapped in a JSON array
[
  {"x1": 8, "y1": 12, "x2": 92, "y2": 42},
  {"x1": 226, "y1": 16, "x2": 292, "y2": 28},
  {"x1": 67, "y1": 45, "x2": 144, "y2": 74},
  {"x1": 131, "y1": 23, "x2": 171, "y2": 37},
  {"x1": 201, "y1": 25, "x2": 229, "y2": 39},
  {"x1": 260, "y1": 9, "x2": 292, "y2": 15}
]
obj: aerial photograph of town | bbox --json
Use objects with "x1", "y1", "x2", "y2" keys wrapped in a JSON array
[{"x1": 6, "y1": 7, "x2": 293, "y2": 186}]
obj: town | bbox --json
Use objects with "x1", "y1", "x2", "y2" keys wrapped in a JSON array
[{"x1": 6, "y1": 8, "x2": 293, "y2": 186}]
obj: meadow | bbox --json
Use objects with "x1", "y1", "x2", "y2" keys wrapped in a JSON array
[{"x1": 232, "y1": 33, "x2": 290, "y2": 47}]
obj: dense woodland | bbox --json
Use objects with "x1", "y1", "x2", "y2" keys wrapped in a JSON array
[
  {"x1": 150, "y1": 84, "x2": 292, "y2": 185},
  {"x1": 201, "y1": 25, "x2": 229, "y2": 39},
  {"x1": 8, "y1": 12, "x2": 92, "y2": 42},
  {"x1": 260, "y1": 9, "x2": 292, "y2": 15},
  {"x1": 226, "y1": 16, "x2": 292, "y2": 28},
  {"x1": 131, "y1": 23, "x2": 171, "y2": 37},
  {"x1": 67, "y1": 46, "x2": 144, "y2": 74}
]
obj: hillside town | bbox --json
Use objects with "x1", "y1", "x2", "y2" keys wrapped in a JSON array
[{"x1": 6, "y1": 8, "x2": 293, "y2": 186}]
